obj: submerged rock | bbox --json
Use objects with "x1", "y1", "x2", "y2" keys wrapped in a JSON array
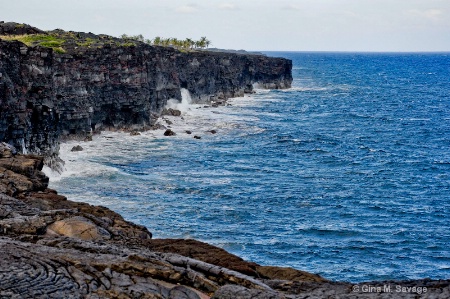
[
  {"x1": 185, "y1": 130, "x2": 192, "y2": 134},
  {"x1": 194, "y1": 136, "x2": 202, "y2": 139}
]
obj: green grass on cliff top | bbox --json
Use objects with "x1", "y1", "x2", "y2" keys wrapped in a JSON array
[
  {"x1": 0, "y1": 34, "x2": 66, "y2": 53},
  {"x1": 0, "y1": 31, "x2": 211, "y2": 53},
  {"x1": 0, "y1": 32, "x2": 138, "y2": 52}
]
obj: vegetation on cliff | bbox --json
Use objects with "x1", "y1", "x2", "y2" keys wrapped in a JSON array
[
  {"x1": 121, "y1": 34, "x2": 211, "y2": 50},
  {"x1": 0, "y1": 21, "x2": 211, "y2": 53},
  {"x1": 0, "y1": 33, "x2": 66, "y2": 53}
]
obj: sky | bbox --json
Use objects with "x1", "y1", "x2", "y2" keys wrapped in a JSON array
[{"x1": 1, "y1": 0, "x2": 449, "y2": 52}]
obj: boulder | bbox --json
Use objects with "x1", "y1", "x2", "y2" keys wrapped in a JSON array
[
  {"x1": 46, "y1": 216, "x2": 111, "y2": 241},
  {"x1": 71, "y1": 145, "x2": 83, "y2": 152},
  {"x1": 0, "y1": 154, "x2": 48, "y2": 195},
  {"x1": 194, "y1": 136, "x2": 201, "y2": 139},
  {"x1": 162, "y1": 108, "x2": 182, "y2": 117},
  {"x1": 0, "y1": 143, "x2": 16, "y2": 158},
  {"x1": 185, "y1": 130, "x2": 192, "y2": 134},
  {"x1": 0, "y1": 168, "x2": 33, "y2": 195},
  {"x1": 164, "y1": 129, "x2": 176, "y2": 136},
  {"x1": 171, "y1": 109, "x2": 182, "y2": 117}
]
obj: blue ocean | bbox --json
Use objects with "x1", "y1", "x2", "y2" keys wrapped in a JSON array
[{"x1": 46, "y1": 52, "x2": 450, "y2": 282}]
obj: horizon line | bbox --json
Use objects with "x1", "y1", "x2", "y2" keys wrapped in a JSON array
[{"x1": 257, "y1": 50, "x2": 450, "y2": 54}]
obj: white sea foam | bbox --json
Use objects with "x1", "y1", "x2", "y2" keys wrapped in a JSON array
[
  {"x1": 21, "y1": 138, "x2": 28, "y2": 155},
  {"x1": 165, "y1": 88, "x2": 193, "y2": 113},
  {"x1": 44, "y1": 89, "x2": 271, "y2": 183},
  {"x1": 155, "y1": 91, "x2": 266, "y2": 137}
]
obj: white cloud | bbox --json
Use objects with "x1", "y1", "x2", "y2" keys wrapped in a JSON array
[
  {"x1": 176, "y1": 4, "x2": 198, "y2": 13},
  {"x1": 218, "y1": 3, "x2": 238, "y2": 10},
  {"x1": 407, "y1": 8, "x2": 444, "y2": 22},
  {"x1": 281, "y1": 4, "x2": 301, "y2": 11}
]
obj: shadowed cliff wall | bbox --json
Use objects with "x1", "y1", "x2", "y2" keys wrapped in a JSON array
[{"x1": 0, "y1": 39, "x2": 292, "y2": 160}]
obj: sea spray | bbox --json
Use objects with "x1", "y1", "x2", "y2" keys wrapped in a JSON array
[
  {"x1": 165, "y1": 88, "x2": 193, "y2": 113},
  {"x1": 20, "y1": 138, "x2": 28, "y2": 155},
  {"x1": 44, "y1": 94, "x2": 260, "y2": 182}
]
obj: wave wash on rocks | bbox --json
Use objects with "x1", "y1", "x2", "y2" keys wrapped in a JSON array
[{"x1": 0, "y1": 22, "x2": 292, "y2": 167}]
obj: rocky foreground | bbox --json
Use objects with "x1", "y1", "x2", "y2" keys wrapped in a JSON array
[{"x1": 0, "y1": 147, "x2": 449, "y2": 299}]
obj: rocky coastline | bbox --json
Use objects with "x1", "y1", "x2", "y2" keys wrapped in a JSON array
[
  {"x1": 1, "y1": 142, "x2": 450, "y2": 298},
  {"x1": 0, "y1": 22, "x2": 292, "y2": 168},
  {"x1": 1, "y1": 22, "x2": 450, "y2": 298}
]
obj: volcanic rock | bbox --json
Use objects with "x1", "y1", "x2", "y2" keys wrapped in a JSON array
[
  {"x1": 46, "y1": 216, "x2": 111, "y2": 241},
  {"x1": 256, "y1": 266, "x2": 326, "y2": 282},
  {"x1": 164, "y1": 129, "x2": 176, "y2": 136},
  {"x1": 0, "y1": 21, "x2": 46, "y2": 35},
  {"x1": 162, "y1": 108, "x2": 182, "y2": 117},
  {"x1": 71, "y1": 145, "x2": 83, "y2": 152}
]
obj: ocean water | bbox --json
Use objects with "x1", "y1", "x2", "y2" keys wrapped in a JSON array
[{"x1": 45, "y1": 52, "x2": 450, "y2": 283}]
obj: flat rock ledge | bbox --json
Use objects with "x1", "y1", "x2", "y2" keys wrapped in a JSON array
[{"x1": 0, "y1": 146, "x2": 449, "y2": 298}]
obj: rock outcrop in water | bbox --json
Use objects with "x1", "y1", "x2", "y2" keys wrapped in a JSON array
[
  {"x1": 0, "y1": 22, "x2": 292, "y2": 164},
  {"x1": 1, "y1": 143, "x2": 450, "y2": 298}
]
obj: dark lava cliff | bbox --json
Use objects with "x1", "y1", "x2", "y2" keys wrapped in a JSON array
[{"x1": 0, "y1": 22, "x2": 292, "y2": 163}]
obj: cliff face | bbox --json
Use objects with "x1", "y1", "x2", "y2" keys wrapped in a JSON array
[{"x1": 0, "y1": 33, "x2": 292, "y2": 160}]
